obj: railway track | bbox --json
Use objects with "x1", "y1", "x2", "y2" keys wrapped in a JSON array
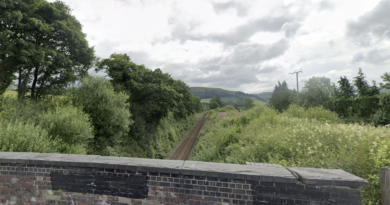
[{"x1": 166, "y1": 113, "x2": 207, "y2": 160}]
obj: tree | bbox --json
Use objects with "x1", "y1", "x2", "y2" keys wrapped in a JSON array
[
  {"x1": 300, "y1": 76, "x2": 333, "y2": 108},
  {"x1": 96, "y1": 53, "x2": 181, "y2": 140},
  {"x1": 70, "y1": 76, "x2": 132, "y2": 155},
  {"x1": 0, "y1": 0, "x2": 95, "y2": 98},
  {"x1": 354, "y1": 68, "x2": 379, "y2": 97},
  {"x1": 334, "y1": 76, "x2": 355, "y2": 98},
  {"x1": 379, "y1": 72, "x2": 390, "y2": 90},
  {"x1": 172, "y1": 80, "x2": 202, "y2": 119},
  {"x1": 244, "y1": 97, "x2": 255, "y2": 110},
  {"x1": 269, "y1": 81, "x2": 292, "y2": 112},
  {"x1": 210, "y1": 94, "x2": 224, "y2": 108},
  {"x1": 209, "y1": 101, "x2": 219, "y2": 109}
]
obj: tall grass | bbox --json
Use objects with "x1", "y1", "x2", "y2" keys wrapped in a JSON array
[{"x1": 193, "y1": 104, "x2": 389, "y2": 204}]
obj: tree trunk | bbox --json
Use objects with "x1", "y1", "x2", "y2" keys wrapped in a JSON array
[
  {"x1": 18, "y1": 67, "x2": 32, "y2": 99},
  {"x1": 0, "y1": 54, "x2": 9, "y2": 92},
  {"x1": 30, "y1": 66, "x2": 39, "y2": 99}
]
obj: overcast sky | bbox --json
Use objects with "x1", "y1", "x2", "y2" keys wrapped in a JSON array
[{"x1": 48, "y1": 0, "x2": 390, "y2": 93}]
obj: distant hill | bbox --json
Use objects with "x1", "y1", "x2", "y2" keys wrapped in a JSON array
[{"x1": 190, "y1": 87, "x2": 272, "y2": 107}]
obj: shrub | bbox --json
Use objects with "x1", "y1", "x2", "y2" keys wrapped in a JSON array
[
  {"x1": 283, "y1": 104, "x2": 341, "y2": 123},
  {"x1": 371, "y1": 108, "x2": 390, "y2": 126},
  {"x1": 70, "y1": 76, "x2": 132, "y2": 155},
  {"x1": 37, "y1": 105, "x2": 94, "y2": 154},
  {"x1": 0, "y1": 119, "x2": 58, "y2": 153},
  {"x1": 0, "y1": 96, "x2": 93, "y2": 154}
]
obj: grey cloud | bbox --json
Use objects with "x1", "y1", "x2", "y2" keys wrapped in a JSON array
[
  {"x1": 209, "y1": 16, "x2": 293, "y2": 46},
  {"x1": 161, "y1": 3, "x2": 307, "y2": 47},
  {"x1": 352, "y1": 52, "x2": 364, "y2": 63},
  {"x1": 212, "y1": 1, "x2": 248, "y2": 17},
  {"x1": 352, "y1": 49, "x2": 390, "y2": 65},
  {"x1": 318, "y1": 0, "x2": 335, "y2": 11},
  {"x1": 181, "y1": 67, "x2": 260, "y2": 89},
  {"x1": 226, "y1": 39, "x2": 289, "y2": 65},
  {"x1": 258, "y1": 66, "x2": 278, "y2": 73},
  {"x1": 346, "y1": 0, "x2": 390, "y2": 46},
  {"x1": 281, "y1": 21, "x2": 302, "y2": 38},
  {"x1": 328, "y1": 39, "x2": 335, "y2": 47}
]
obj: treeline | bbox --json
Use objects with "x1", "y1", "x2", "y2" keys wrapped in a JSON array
[
  {"x1": 269, "y1": 68, "x2": 390, "y2": 125},
  {"x1": 0, "y1": 0, "x2": 202, "y2": 157},
  {"x1": 208, "y1": 94, "x2": 255, "y2": 110}
]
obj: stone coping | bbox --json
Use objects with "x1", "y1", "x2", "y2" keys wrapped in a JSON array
[
  {"x1": 288, "y1": 167, "x2": 370, "y2": 188},
  {"x1": 0, "y1": 152, "x2": 369, "y2": 188}
]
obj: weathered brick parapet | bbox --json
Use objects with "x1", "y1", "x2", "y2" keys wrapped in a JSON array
[{"x1": 0, "y1": 152, "x2": 369, "y2": 205}]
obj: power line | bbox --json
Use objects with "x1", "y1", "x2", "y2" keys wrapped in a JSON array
[{"x1": 290, "y1": 69, "x2": 303, "y2": 99}]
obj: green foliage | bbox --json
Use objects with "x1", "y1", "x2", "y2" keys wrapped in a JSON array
[
  {"x1": 244, "y1": 97, "x2": 255, "y2": 110},
  {"x1": 0, "y1": 0, "x2": 94, "y2": 98},
  {"x1": 97, "y1": 54, "x2": 180, "y2": 128},
  {"x1": 37, "y1": 105, "x2": 93, "y2": 154},
  {"x1": 371, "y1": 108, "x2": 390, "y2": 126},
  {"x1": 0, "y1": 118, "x2": 58, "y2": 153},
  {"x1": 0, "y1": 96, "x2": 92, "y2": 154},
  {"x1": 283, "y1": 104, "x2": 341, "y2": 123},
  {"x1": 96, "y1": 53, "x2": 202, "y2": 157},
  {"x1": 209, "y1": 101, "x2": 219, "y2": 109},
  {"x1": 210, "y1": 94, "x2": 224, "y2": 108},
  {"x1": 299, "y1": 76, "x2": 333, "y2": 108},
  {"x1": 354, "y1": 68, "x2": 380, "y2": 97},
  {"x1": 269, "y1": 81, "x2": 292, "y2": 112},
  {"x1": 193, "y1": 104, "x2": 390, "y2": 203},
  {"x1": 334, "y1": 76, "x2": 355, "y2": 98},
  {"x1": 173, "y1": 80, "x2": 203, "y2": 119},
  {"x1": 379, "y1": 72, "x2": 390, "y2": 89},
  {"x1": 69, "y1": 76, "x2": 132, "y2": 155}
]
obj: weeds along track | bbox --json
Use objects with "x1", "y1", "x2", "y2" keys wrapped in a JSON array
[{"x1": 166, "y1": 113, "x2": 207, "y2": 160}]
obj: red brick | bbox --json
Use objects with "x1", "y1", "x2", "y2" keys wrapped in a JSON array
[{"x1": 46, "y1": 177, "x2": 51, "y2": 182}]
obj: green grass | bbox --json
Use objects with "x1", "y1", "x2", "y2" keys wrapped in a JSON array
[
  {"x1": 194, "y1": 104, "x2": 389, "y2": 204},
  {"x1": 4, "y1": 90, "x2": 17, "y2": 98},
  {"x1": 201, "y1": 98, "x2": 212, "y2": 103}
]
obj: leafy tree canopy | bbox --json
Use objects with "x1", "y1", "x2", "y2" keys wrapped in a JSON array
[
  {"x1": 210, "y1": 94, "x2": 224, "y2": 108},
  {"x1": 0, "y1": 0, "x2": 95, "y2": 97},
  {"x1": 353, "y1": 68, "x2": 379, "y2": 97},
  {"x1": 379, "y1": 72, "x2": 390, "y2": 90},
  {"x1": 269, "y1": 81, "x2": 292, "y2": 112},
  {"x1": 300, "y1": 76, "x2": 333, "y2": 108},
  {"x1": 244, "y1": 97, "x2": 255, "y2": 110}
]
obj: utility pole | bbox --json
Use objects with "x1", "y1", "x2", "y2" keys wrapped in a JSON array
[{"x1": 290, "y1": 69, "x2": 303, "y2": 100}]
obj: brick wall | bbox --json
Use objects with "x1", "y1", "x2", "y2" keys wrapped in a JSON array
[{"x1": 0, "y1": 152, "x2": 369, "y2": 205}]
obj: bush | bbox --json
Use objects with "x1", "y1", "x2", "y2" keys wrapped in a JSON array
[
  {"x1": 283, "y1": 104, "x2": 341, "y2": 123},
  {"x1": 0, "y1": 119, "x2": 58, "y2": 153},
  {"x1": 37, "y1": 105, "x2": 94, "y2": 154},
  {"x1": 70, "y1": 76, "x2": 132, "y2": 155},
  {"x1": 0, "y1": 96, "x2": 93, "y2": 154},
  {"x1": 371, "y1": 108, "x2": 390, "y2": 126}
]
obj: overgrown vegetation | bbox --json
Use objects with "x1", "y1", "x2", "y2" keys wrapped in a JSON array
[{"x1": 193, "y1": 104, "x2": 389, "y2": 204}]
